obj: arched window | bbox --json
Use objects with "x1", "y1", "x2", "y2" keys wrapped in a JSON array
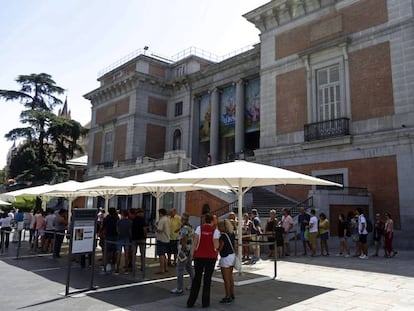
[{"x1": 173, "y1": 129, "x2": 181, "y2": 150}]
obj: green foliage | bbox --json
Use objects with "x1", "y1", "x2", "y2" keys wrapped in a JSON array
[
  {"x1": 1, "y1": 73, "x2": 88, "y2": 184},
  {"x1": 11, "y1": 197, "x2": 36, "y2": 212}
]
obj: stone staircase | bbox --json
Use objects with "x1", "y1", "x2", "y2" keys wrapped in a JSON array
[{"x1": 249, "y1": 187, "x2": 300, "y2": 218}]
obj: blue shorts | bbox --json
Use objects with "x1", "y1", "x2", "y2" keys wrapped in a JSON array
[
  {"x1": 320, "y1": 232, "x2": 329, "y2": 241},
  {"x1": 116, "y1": 238, "x2": 131, "y2": 252},
  {"x1": 156, "y1": 241, "x2": 169, "y2": 256}
]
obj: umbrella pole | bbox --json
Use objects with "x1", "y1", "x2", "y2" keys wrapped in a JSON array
[
  {"x1": 104, "y1": 195, "x2": 109, "y2": 214},
  {"x1": 237, "y1": 181, "x2": 243, "y2": 274}
]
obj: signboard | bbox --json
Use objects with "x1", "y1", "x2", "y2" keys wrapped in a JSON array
[{"x1": 71, "y1": 220, "x2": 95, "y2": 254}]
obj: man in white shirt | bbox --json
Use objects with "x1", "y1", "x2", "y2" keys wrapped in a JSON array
[
  {"x1": 356, "y1": 208, "x2": 369, "y2": 259},
  {"x1": 308, "y1": 209, "x2": 318, "y2": 257}
]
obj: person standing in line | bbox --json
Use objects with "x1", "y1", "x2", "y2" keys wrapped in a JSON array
[
  {"x1": 337, "y1": 213, "x2": 350, "y2": 257},
  {"x1": 384, "y1": 212, "x2": 397, "y2": 258},
  {"x1": 281, "y1": 208, "x2": 293, "y2": 256},
  {"x1": 53, "y1": 209, "x2": 68, "y2": 258},
  {"x1": 115, "y1": 210, "x2": 132, "y2": 274},
  {"x1": 102, "y1": 207, "x2": 119, "y2": 272},
  {"x1": 318, "y1": 213, "x2": 330, "y2": 256},
  {"x1": 155, "y1": 208, "x2": 170, "y2": 274},
  {"x1": 373, "y1": 213, "x2": 385, "y2": 257},
  {"x1": 170, "y1": 213, "x2": 194, "y2": 294},
  {"x1": 308, "y1": 209, "x2": 318, "y2": 257},
  {"x1": 265, "y1": 210, "x2": 278, "y2": 258},
  {"x1": 241, "y1": 213, "x2": 252, "y2": 261},
  {"x1": 0, "y1": 212, "x2": 12, "y2": 249},
  {"x1": 167, "y1": 208, "x2": 181, "y2": 267},
  {"x1": 356, "y1": 208, "x2": 369, "y2": 259},
  {"x1": 217, "y1": 219, "x2": 236, "y2": 304},
  {"x1": 186, "y1": 213, "x2": 219, "y2": 308},
  {"x1": 298, "y1": 207, "x2": 311, "y2": 256},
  {"x1": 131, "y1": 208, "x2": 148, "y2": 271},
  {"x1": 43, "y1": 209, "x2": 55, "y2": 253},
  {"x1": 250, "y1": 209, "x2": 262, "y2": 263}
]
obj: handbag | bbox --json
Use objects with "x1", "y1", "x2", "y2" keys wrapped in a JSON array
[{"x1": 225, "y1": 233, "x2": 242, "y2": 271}]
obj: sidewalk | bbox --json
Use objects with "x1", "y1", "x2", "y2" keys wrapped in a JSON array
[{"x1": 0, "y1": 240, "x2": 413, "y2": 310}]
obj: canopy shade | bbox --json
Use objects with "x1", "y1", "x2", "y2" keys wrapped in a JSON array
[{"x1": 149, "y1": 160, "x2": 342, "y2": 272}]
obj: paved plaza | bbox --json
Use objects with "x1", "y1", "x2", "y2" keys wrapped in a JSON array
[{"x1": 0, "y1": 240, "x2": 413, "y2": 310}]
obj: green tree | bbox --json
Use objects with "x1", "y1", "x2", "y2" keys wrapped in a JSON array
[{"x1": 0, "y1": 73, "x2": 88, "y2": 184}]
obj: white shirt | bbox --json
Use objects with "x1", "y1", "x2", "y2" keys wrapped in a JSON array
[
  {"x1": 309, "y1": 216, "x2": 318, "y2": 233},
  {"x1": 358, "y1": 215, "x2": 367, "y2": 234}
]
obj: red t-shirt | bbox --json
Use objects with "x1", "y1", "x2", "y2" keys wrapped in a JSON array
[{"x1": 193, "y1": 224, "x2": 218, "y2": 259}]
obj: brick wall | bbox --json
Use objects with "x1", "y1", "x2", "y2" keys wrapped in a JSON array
[
  {"x1": 149, "y1": 63, "x2": 166, "y2": 78},
  {"x1": 114, "y1": 124, "x2": 127, "y2": 162},
  {"x1": 148, "y1": 96, "x2": 167, "y2": 116},
  {"x1": 92, "y1": 131, "x2": 103, "y2": 165},
  {"x1": 349, "y1": 42, "x2": 394, "y2": 120},
  {"x1": 276, "y1": 68, "x2": 307, "y2": 133},
  {"x1": 96, "y1": 97, "x2": 130, "y2": 125},
  {"x1": 145, "y1": 123, "x2": 166, "y2": 158},
  {"x1": 277, "y1": 156, "x2": 400, "y2": 227},
  {"x1": 276, "y1": 0, "x2": 388, "y2": 59},
  {"x1": 185, "y1": 190, "x2": 228, "y2": 217}
]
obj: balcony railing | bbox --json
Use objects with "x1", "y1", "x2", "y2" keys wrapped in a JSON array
[{"x1": 304, "y1": 117, "x2": 350, "y2": 142}]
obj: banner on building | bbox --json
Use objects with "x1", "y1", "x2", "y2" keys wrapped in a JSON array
[
  {"x1": 199, "y1": 93, "x2": 211, "y2": 142},
  {"x1": 245, "y1": 78, "x2": 260, "y2": 133},
  {"x1": 220, "y1": 85, "x2": 236, "y2": 137}
]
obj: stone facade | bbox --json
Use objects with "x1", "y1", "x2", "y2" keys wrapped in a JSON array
[{"x1": 84, "y1": 0, "x2": 414, "y2": 244}]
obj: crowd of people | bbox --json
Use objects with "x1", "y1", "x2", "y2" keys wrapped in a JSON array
[
  {"x1": 1, "y1": 203, "x2": 398, "y2": 309},
  {"x1": 0, "y1": 207, "x2": 68, "y2": 258}
]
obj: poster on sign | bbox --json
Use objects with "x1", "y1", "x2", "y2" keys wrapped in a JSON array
[{"x1": 71, "y1": 220, "x2": 95, "y2": 254}]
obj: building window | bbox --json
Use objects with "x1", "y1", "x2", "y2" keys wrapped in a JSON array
[
  {"x1": 175, "y1": 101, "x2": 183, "y2": 117},
  {"x1": 175, "y1": 65, "x2": 185, "y2": 77},
  {"x1": 305, "y1": 45, "x2": 350, "y2": 125},
  {"x1": 317, "y1": 64, "x2": 341, "y2": 121},
  {"x1": 173, "y1": 129, "x2": 181, "y2": 150},
  {"x1": 312, "y1": 168, "x2": 348, "y2": 190},
  {"x1": 103, "y1": 131, "x2": 113, "y2": 162}
]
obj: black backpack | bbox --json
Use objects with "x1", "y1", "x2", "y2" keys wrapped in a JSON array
[{"x1": 366, "y1": 218, "x2": 373, "y2": 233}]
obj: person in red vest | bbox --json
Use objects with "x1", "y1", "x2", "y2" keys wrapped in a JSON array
[{"x1": 187, "y1": 213, "x2": 220, "y2": 308}]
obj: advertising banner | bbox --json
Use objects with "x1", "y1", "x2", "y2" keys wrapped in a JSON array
[
  {"x1": 220, "y1": 85, "x2": 236, "y2": 137},
  {"x1": 245, "y1": 78, "x2": 260, "y2": 133}
]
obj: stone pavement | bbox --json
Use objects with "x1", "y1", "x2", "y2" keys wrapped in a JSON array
[{"x1": 0, "y1": 241, "x2": 413, "y2": 311}]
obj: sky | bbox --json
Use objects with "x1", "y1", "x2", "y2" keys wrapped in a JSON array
[{"x1": 0, "y1": 0, "x2": 268, "y2": 169}]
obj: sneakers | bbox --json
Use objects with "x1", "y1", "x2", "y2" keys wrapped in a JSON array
[
  {"x1": 359, "y1": 254, "x2": 368, "y2": 259},
  {"x1": 220, "y1": 297, "x2": 232, "y2": 304},
  {"x1": 344, "y1": 254, "x2": 350, "y2": 258},
  {"x1": 170, "y1": 288, "x2": 183, "y2": 294}
]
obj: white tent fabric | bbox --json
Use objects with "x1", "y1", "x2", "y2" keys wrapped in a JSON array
[
  {"x1": 0, "y1": 184, "x2": 54, "y2": 202},
  {"x1": 120, "y1": 170, "x2": 231, "y2": 221},
  {"x1": 146, "y1": 160, "x2": 342, "y2": 271},
  {"x1": 0, "y1": 199, "x2": 11, "y2": 206}
]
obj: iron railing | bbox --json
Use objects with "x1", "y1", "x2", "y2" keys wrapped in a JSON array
[{"x1": 304, "y1": 117, "x2": 350, "y2": 142}]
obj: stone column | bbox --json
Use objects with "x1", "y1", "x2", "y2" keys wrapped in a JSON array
[
  {"x1": 235, "y1": 80, "x2": 245, "y2": 155},
  {"x1": 210, "y1": 88, "x2": 219, "y2": 164}
]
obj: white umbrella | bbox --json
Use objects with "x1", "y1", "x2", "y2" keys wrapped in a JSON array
[
  {"x1": 121, "y1": 170, "x2": 231, "y2": 221},
  {"x1": 0, "y1": 199, "x2": 11, "y2": 206},
  {"x1": 75, "y1": 176, "x2": 129, "y2": 213},
  {"x1": 0, "y1": 184, "x2": 53, "y2": 201},
  {"x1": 42, "y1": 180, "x2": 85, "y2": 216},
  {"x1": 149, "y1": 160, "x2": 342, "y2": 271}
]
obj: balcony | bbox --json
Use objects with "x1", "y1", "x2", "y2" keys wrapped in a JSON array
[{"x1": 304, "y1": 117, "x2": 350, "y2": 142}]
